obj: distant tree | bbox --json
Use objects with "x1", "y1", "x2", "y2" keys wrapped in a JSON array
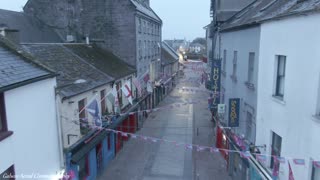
[{"x1": 191, "y1": 37, "x2": 206, "y2": 46}]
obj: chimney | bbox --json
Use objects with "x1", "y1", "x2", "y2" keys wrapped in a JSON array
[
  {"x1": 85, "y1": 36, "x2": 90, "y2": 45},
  {"x1": 0, "y1": 28, "x2": 20, "y2": 44}
]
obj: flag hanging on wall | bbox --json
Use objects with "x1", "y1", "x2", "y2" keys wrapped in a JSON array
[
  {"x1": 122, "y1": 80, "x2": 133, "y2": 104},
  {"x1": 132, "y1": 78, "x2": 142, "y2": 96},
  {"x1": 86, "y1": 99, "x2": 102, "y2": 127}
]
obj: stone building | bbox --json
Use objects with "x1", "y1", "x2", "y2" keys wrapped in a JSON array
[{"x1": 24, "y1": 0, "x2": 162, "y2": 88}]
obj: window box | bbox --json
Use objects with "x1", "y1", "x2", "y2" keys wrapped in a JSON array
[{"x1": 245, "y1": 81, "x2": 255, "y2": 91}]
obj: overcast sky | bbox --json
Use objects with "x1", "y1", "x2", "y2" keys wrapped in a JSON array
[{"x1": 0, "y1": 0, "x2": 210, "y2": 40}]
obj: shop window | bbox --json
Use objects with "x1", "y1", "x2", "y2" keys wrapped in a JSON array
[
  {"x1": 107, "y1": 134, "x2": 111, "y2": 151},
  {"x1": 116, "y1": 81, "x2": 123, "y2": 107},
  {"x1": 79, "y1": 156, "x2": 90, "y2": 179},
  {"x1": 100, "y1": 89, "x2": 106, "y2": 114},
  {"x1": 0, "y1": 165, "x2": 15, "y2": 179}
]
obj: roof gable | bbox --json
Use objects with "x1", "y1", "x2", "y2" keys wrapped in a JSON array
[
  {"x1": 130, "y1": 0, "x2": 162, "y2": 22},
  {"x1": 0, "y1": 37, "x2": 52, "y2": 91},
  {"x1": 221, "y1": 0, "x2": 320, "y2": 31},
  {"x1": 0, "y1": 9, "x2": 62, "y2": 43}
]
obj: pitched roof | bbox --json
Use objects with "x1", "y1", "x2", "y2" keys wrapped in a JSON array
[
  {"x1": 130, "y1": 0, "x2": 162, "y2": 22},
  {"x1": 221, "y1": 0, "x2": 320, "y2": 31},
  {"x1": 64, "y1": 44, "x2": 136, "y2": 79},
  {"x1": 161, "y1": 42, "x2": 179, "y2": 65},
  {"x1": 0, "y1": 9, "x2": 62, "y2": 43},
  {"x1": 0, "y1": 37, "x2": 54, "y2": 92},
  {"x1": 21, "y1": 44, "x2": 114, "y2": 99}
]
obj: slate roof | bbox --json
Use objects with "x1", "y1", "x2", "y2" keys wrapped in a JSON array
[
  {"x1": 0, "y1": 36, "x2": 54, "y2": 92},
  {"x1": 21, "y1": 44, "x2": 114, "y2": 99},
  {"x1": 161, "y1": 42, "x2": 178, "y2": 65},
  {"x1": 0, "y1": 9, "x2": 62, "y2": 43},
  {"x1": 130, "y1": 0, "x2": 162, "y2": 22},
  {"x1": 64, "y1": 44, "x2": 136, "y2": 79},
  {"x1": 221, "y1": 0, "x2": 320, "y2": 31}
]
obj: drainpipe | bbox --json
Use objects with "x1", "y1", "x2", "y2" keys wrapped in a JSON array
[{"x1": 55, "y1": 93, "x2": 66, "y2": 169}]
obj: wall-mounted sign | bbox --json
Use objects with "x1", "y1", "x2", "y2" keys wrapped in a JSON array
[
  {"x1": 229, "y1": 98, "x2": 240, "y2": 127},
  {"x1": 211, "y1": 59, "x2": 221, "y2": 110},
  {"x1": 218, "y1": 104, "x2": 225, "y2": 114}
]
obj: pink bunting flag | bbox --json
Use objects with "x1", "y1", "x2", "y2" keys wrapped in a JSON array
[
  {"x1": 313, "y1": 161, "x2": 320, "y2": 168},
  {"x1": 293, "y1": 159, "x2": 305, "y2": 165}
]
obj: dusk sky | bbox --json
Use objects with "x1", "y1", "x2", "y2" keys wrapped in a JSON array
[{"x1": 0, "y1": 0, "x2": 211, "y2": 40}]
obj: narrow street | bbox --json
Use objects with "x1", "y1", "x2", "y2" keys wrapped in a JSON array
[{"x1": 98, "y1": 61, "x2": 231, "y2": 180}]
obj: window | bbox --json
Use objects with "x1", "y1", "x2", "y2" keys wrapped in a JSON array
[
  {"x1": 247, "y1": 52, "x2": 255, "y2": 83},
  {"x1": 0, "y1": 165, "x2": 15, "y2": 179},
  {"x1": 0, "y1": 93, "x2": 7, "y2": 133},
  {"x1": 138, "y1": 18, "x2": 142, "y2": 33},
  {"x1": 116, "y1": 81, "x2": 123, "y2": 107},
  {"x1": 139, "y1": 40, "x2": 142, "y2": 59},
  {"x1": 246, "y1": 111, "x2": 253, "y2": 140},
  {"x1": 0, "y1": 92, "x2": 13, "y2": 141},
  {"x1": 107, "y1": 134, "x2": 111, "y2": 150},
  {"x1": 312, "y1": 164, "x2": 320, "y2": 180},
  {"x1": 223, "y1": 50, "x2": 227, "y2": 72},
  {"x1": 232, "y1": 51, "x2": 238, "y2": 79},
  {"x1": 270, "y1": 132, "x2": 282, "y2": 169},
  {"x1": 274, "y1": 55, "x2": 286, "y2": 98},
  {"x1": 100, "y1": 90, "x2": 106, "y2": 114},
  {"x1": 78, "y1": 98, "x2": 87, "y2": 135}
]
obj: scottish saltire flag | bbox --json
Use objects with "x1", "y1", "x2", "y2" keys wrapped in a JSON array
[
  {"x1": 288, "y1": 161, "x2": 295, "y2": 180},
  {"x1": 132, "y1": 78, "x2": 142, "y2": 96},
  {"x1": 122, "y1": 80, "x2": 133, "y2": 104},
  {"x1": 86, "y1": 99, "x2": 102, "y2": 127},
  {"x1": 293, "y1": 159, "x2": 305, "y2": 165}
]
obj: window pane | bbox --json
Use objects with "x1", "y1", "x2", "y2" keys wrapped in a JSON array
[{"x1": 278, "y1": 56, "x2": 286, "y2": 76}]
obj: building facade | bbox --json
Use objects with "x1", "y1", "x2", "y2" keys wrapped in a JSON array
[
  {"x1": 0, "y1": 36, "x2": 63, "y2": 179},
  {"x1": 256, "y1": 8, "x2": 320, "y2": 180}
]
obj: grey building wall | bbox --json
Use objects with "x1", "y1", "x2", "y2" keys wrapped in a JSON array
[
  {"x1": 220, "y1": 26, "x2": 261, "y2": 143},
  {"x1": 24, "y1": 0, "x2": 108, "y2": 42},
  {"x1": 135, "y1": 12, "x2": 162, "y2": 80},
  {"x1": 24, "y1": 0, "x2": 162, "y2": 80}
]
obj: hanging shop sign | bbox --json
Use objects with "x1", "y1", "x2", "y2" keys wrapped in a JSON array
[
  {"x1": 229, "y1": 98, "x2": 240, "y2": 127},
  {"x1": 211, "y1": 59, "x2": 221, "y2": 110}
]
